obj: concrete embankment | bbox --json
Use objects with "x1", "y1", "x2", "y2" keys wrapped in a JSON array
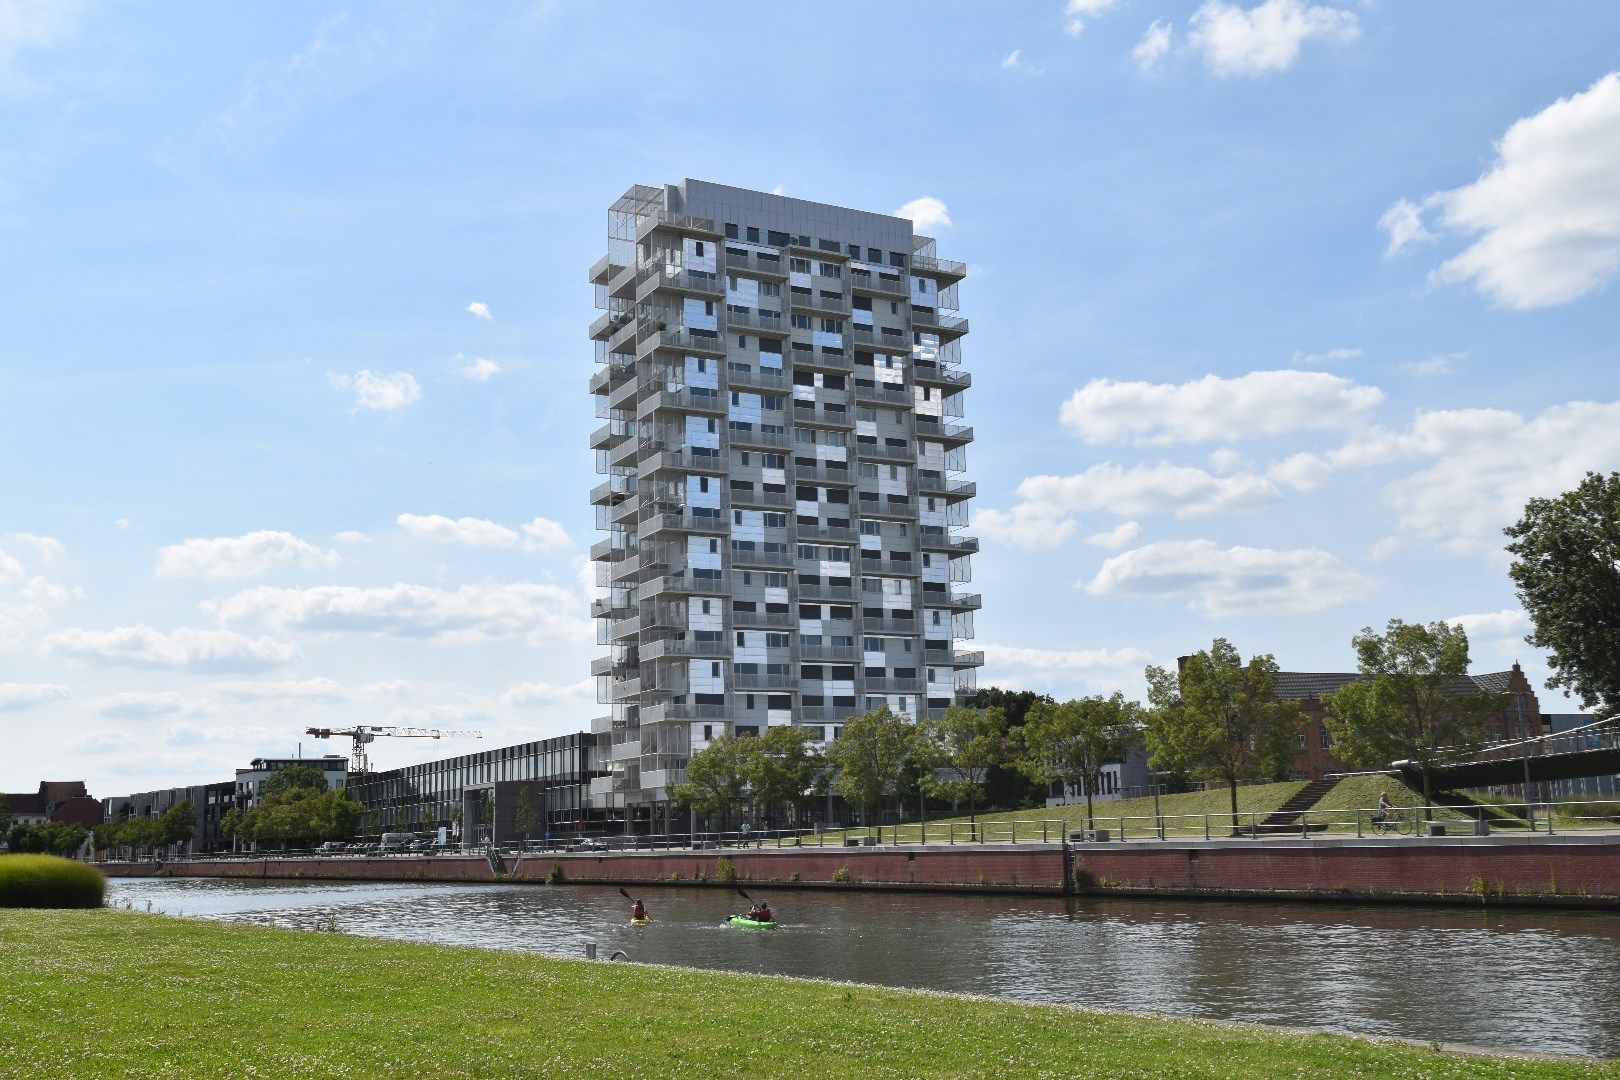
[{"x1": 98, "y1": 833, "x2": 1620, "y2": 908}]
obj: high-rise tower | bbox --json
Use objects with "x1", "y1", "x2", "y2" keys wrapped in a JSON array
[{"x1": 588, "y1": 180, "x2": 981, "y2": 825}]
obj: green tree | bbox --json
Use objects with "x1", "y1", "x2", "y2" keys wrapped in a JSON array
[
  {"x1": 238, "y1": 787, "x2": 360, "y2": 849},
  {"x1": 968, "y1": 687, "x2": 1054, "y2": 809},
  {"x1": 0, "y1": 794, "x2": 11, "y2": 839},
  {"x1": 1505, "y1": 471, "x2": 1620, "y2": 719},
  {"x1": 1018, "y1": 694, "x2": 1142, "y2": 831},
  {"x1": 916, "y1": 705, "x2": 1007, "y2": 822},
  {"x1": 1324, "y1": 619, "x2": 1505, "y2": 812},
  {"x1": 262, "y1": 764, "x2": 328, "y2": 799},
  {"x1": 671, "y1": 734, "x2": 750, "y2": 828},
  {"x1": 514, "y1": 787, "x2": 539, "y2": 843},
  {"x1": 824, "y1": 706, "x2": 917, "y2": 826},
  {"x1": 158, "y1": 800, "x2": 196, "y2": 852},
  {"x1": 1145, "y1": 639, "x2": 1303, "y2": 821},
  {"x1": 742, "y1": 725, "x2": 824, "y2": 828}
]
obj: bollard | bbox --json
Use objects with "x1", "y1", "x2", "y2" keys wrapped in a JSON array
[{"x1": 585, "y1": 942, "x2": 597, "y2": 960}]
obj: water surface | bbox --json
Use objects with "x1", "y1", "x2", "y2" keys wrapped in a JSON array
[{"x1": 107, "y1": 877, "x2": 1620, "y2": 1058}]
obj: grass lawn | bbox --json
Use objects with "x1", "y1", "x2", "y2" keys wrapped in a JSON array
[{"x1": 1, "y1": 910, "x2": 1611, "y2": 1079}]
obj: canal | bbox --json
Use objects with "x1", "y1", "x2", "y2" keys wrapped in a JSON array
[{"x1": 108, "y1": 877, "x2": 1620, "y2": 1058}]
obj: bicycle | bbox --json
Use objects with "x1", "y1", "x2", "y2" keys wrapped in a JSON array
[{"x1": 1370, "y1": 809, "x2": 1413, "y2": 836}]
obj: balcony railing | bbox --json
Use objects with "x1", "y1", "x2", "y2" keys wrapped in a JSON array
[
  {"x1": 730, "y1": 488, "x2": 791, "y2": 510},
  {"x1": 730, "y1": 548, "x2": 793, "y2": 569},
  {"x1": 726, "y1": 366, "x2": 788, "y2": 391},
  {"x1": 847, "y1": 327, "x2": 912, "y2": 353},
  {"x1": 733, "y1": 672, "x2": 796, "y2": 691},
  {"x1": 636, "y1": 266, "x2": 724, "y2": 302},
  {"x1": 798, "y1": 583, "x2": 855, "y2": 601},
  {"x1": 798, "y1": 644, "x2": 859, "y2": 662},
  {"x1": 724, "y1": 308, "x2": 789, "y2": 336},
  {"x1": 732, "y1": 610, "x2": 796, "y2": 629},
  {"x1": 728, "y1": 426, "x2": 791, "y2": 450},
  {"x1": 795, "y1": 523, "x2": 856, "y2": 543},
  {"x1": 853, "y1": 382, "x2": 912, "y2": 407},
  {"x1": 848, "y1": 270, "x2": 909, "y2": 297},
  {"x1": 909, "y1": 254, "x2": 967, "y2": 282},
  {"x1": 723, "y1": 250, "x2": 788, "y2": 278},
  {"x1": 852, "y1": 440, "x2": 914, "y2": 462},
  {"x1": 636, "y1": 211, "x2": 719, "y2": 241}
]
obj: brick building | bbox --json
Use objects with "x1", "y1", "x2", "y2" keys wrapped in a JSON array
[
  {"x1": 1276, "y1": 662, "x2": 1541, "y2": 780},
  {"x1": 2, "y1": 780, "x2": 102, "y2": 829}
]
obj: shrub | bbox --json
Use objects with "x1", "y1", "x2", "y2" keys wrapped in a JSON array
[
  {"x1": 0, "y1": 855, "x2": 105, "y2": 909},
  {"x1": 715, "y1": 857, "x2": 738, "y2": 883},
  {"x1": 546, "y1": 862, "x2": 565, "y2": 885},
  {"x1": 831, "y1": 866, "x2": 851, "y2": 883}
]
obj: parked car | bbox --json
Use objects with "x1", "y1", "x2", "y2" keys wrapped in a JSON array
[
  {"x1": 569, "y1": 837, "x2": 608, "y2": 852},
  {"x1": 316, "y1": 841, "x2": 347, "y2": 855}
]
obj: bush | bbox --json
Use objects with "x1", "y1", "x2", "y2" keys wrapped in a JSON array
[{"x1": 0, "y1": 855, "x2": 105, "y2": 909}]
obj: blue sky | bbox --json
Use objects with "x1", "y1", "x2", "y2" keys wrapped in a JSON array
[{"x1": 4, "y1": 0, "x2": 1619, "y2": 796}]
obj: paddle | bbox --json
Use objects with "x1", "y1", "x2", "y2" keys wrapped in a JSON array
[{"x1": 619, "y1": 887, "x2": 631, "y2": 900}]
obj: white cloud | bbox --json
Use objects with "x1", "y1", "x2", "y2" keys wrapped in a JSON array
[
  {"x1": 1447, "y1": 609, "x2": 1528, "y2": 643},
  {"x1": 466, "y1": 301, "x2": 492, "y2": 320},
  {"x1": 982, "y1": 463, "x2": 1280, "y2": 550},
  {"x1": 208, "y1": 676, "x2": 411, "y2": 707},
  {"x1": 1379, "y1": 199, "x2": 1435, "y2": 258},
  {"x1": 1388, "y1": 72, "x2": 1620, "y2": 310},
  {"x1": 1065, "y1": 0, "x2": 1120, "y2": 35},
  {"x1": 0, "y1": 682, "x2": 69, "y2": 712},
  {"x1": 388, "y1": 704, "x2": 489, "y2": 727},
  {"x1": 92, "y1": 691, "x2": 205, "y2": 720},
  {"x1": 3, "y1": 532, "x2": 63, "y2": 564},
  {"x1": 982, "y1": 642, "x2": 1150, "y2": 675},
  {"x1": 501, "y1": 678, "x2": 595, "y2": 707},
  {"x1": 1132, "y1": 19, "x2": 1174, "y2": 73},
  {"x1": 332, "y1": 530, "x2": 370, "y2": 545},
  {"x1": 894, "y1": 196, "x2": 952, "y2": 232},
  {"x1": 1085, "y1": 521, "x2": 1143, "y2": 550},
  {"x1": 1207, "y1": 448, "x2": 1253, "y2": 474},
  {"x1": 520, "y1": 516, "x2": 572, "y2": 552},
  {"x1": 1291, "y1": 347, "x2": 1362, "y2": 366},
  {"x1": 115, "y1": 517, "x2": 141, "y2": 532},
  {"x1": 0, "y1": 0, "x2": 84, "y2": 95},
  {"x1": 1025, "y1": 462, "x2": 1281, "y2": 517},
  {"x1": 396, "y1": 513, "x2": 519, "y2": 548},
  {"x1": 0, "y1": 540, "x2": 83, "y2": 644},
  {"x1": 1084, "y1": 539, "x2": 1373, "y2": 615},
  {"x1": 155, "y1": 530, "x2": 340, "y2": 580},
  {"x1": 1188, "y1": 0, "x2": 1359, "y2": 77},
  {"x1": 1061, "y1": 370, "x2": 1383, "y2": 445},
  {"x1": 205, "y1": 581, "x2": 591, "y2": 644},
  {"x1": 42, "y1": 625, "x2": 298, "y2": 672},
  {"x1": 1268, "y1": 397, "x2": 1620, "y2": 553},
  {"x1": 329, "y1": 370, "x2": 421, "y2": 411},
  {"x1": 769, "y1": 184, "x2": 786, "y2": 196},
  {"x1": 1000, "y1": 50, "x2": 1044, "y2": 74},
  {"x1": 1365, "y1": 536, "x2": 1402, "y2": 563},
  {"x1": 458, "y1": 355, "x2": 501, "y2": 381},
  {"x1": 1405, "y1": 351, "x2": 1466, "y2": 377}
]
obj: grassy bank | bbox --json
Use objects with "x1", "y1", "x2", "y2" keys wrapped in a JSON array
[{"x1": 1, "y1": 910, "x2": 1610, "y2": 1078}]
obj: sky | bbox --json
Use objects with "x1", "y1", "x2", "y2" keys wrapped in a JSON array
[{"x1": 3, "y1": 0, "x2": 1619, "y2": 797}]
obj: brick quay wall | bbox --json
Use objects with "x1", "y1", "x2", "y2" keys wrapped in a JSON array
[{"x1": 97, "y1": 834, "x2": 1620, "y2": 908}]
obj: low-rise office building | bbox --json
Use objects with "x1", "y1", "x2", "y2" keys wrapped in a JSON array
[
  {"x1": 101, "y1": 781, "x2": 235, "y2": 854},
  {"x1": 346, "y1": 732, "x2": 608, "y2": 845},
  {"x1": 234, "y1": 755, "x2": 349, "y2": 809}
]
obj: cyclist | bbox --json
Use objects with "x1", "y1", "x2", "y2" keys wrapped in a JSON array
[{"x1": 1372, "y1": 791, "x2": 1394, "y2": 831}]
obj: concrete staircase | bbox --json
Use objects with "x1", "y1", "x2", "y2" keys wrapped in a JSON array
[{"x1": 1255, "y1": 779, "x2": 1337, "y2": 834}]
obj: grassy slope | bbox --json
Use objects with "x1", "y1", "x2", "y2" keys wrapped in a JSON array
[
  {"x1": 937, "y1": 780, "x2": 1309, "y2": 832},
  {"x1": 0, "y1": 911, "x2": 1610, "y2": 1080}
]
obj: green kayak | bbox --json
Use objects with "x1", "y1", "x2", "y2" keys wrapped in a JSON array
[{"x1": 727, "y1": 915, "x2": 778, "y2": 930}]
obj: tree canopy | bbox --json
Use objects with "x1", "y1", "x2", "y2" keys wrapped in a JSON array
[
  {"x1": 916, "y1": 705, "x2": 1007, "y2": 821},
  {"x1": 742, "y1": 725, "x2": 825, "y2": 827},
  {"x1": 1323, "y1": 618, "x2": 1504, "y2": 809},
  {"x1": 1145, "y1": 639, "x2": 1302, "y2": 819},
  {"x1": 670, "y1": 733, "x2": 751, "y2": 823},
  {"x1": 1506, "y1": 471, "x2": 1620, "y2": 719},
  {"x1": 824, "y1": 706, "x2": 917, "y2": 823},
  {"x1": 1018, "y1": 694, "x2": 1141, "y2": 831}
]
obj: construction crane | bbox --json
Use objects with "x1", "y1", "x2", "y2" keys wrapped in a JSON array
[{"x1": 304, "y1": 725, "x2": 483, "y2": 774}]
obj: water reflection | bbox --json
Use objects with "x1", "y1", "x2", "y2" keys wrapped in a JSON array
[{"x1": 106, "y1": 878, "x2": 1620, "y2": 1058}]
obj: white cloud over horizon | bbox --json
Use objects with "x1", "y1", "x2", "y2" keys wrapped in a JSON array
[
  {"x1": 1383, "y1": 72, "x2": 1620, "y2": 310},
  {"x1": 155, "y1": 530, "x2": 340, "y2": 580},
  {"x1": 1061, "y1": 370, "x2": 1383, "y2": 445},
  {"x1": 0, "y1": 682, "x2": 70, "y2": 712},
  {"x1": 1084, "y1": 539, "x2": 1374, "y2": 615},
  {"x1": 458, "y1": 355, "x2": 501, "y2": 381},
  {"x1": 42, "y1": 624, "x2": 299, "y2": 672},
  {"x1": 466, "y1": 300, "x2": 491, "y2": 320},
  {"x1": 893, "y1": 196, "x2": 952, "y2": 231}
]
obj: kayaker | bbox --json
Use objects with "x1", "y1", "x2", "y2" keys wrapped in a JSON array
[
  {"x1": 632, "y1": 898, "x2": 649, "y2": 921},
  {"x1": 746, "y1": 900, "x2": 772, "y2": 923}
]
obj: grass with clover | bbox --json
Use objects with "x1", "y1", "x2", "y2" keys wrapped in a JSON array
[{"x1": 2, "y1": 908, "x2": 1615, "y2": 1078}]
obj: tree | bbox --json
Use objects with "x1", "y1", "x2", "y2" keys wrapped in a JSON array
[
  {"x1": 824, "y1": 706, "x2": 916, "y2": 825},
  {"x1": 0, "y1": 794, "x2": 10, "y2": 839},
  {"x1": 514, "y1": 786, "x2": 539, "y2": 843},
  {"x1": 1505, "y1": 471, "x2": 1620, "y2": 718},
  {"x1": 158, "y1": 800, "x2": 196, "y2": 852},
  {"x1": 1145, "y1": 639, "x2": 1303, "y2": 821},
  {"x1": 1017, "y1": 695, "x2": 1141, "y2": 831},
  {"x1": 968, "y1": 687, "x2": 1054, "y2": 809},
  {"x1": 237, "y1": 786, "x2": 360, "y2": 848},
  {"x1": 1323, "y1": 619, "x2": 1505, "y2": 811},
  {"x1": 917, "y1": 705, "x2": 1007, "y2": 822},
  {"x1": 670, "y1": 734, "x2": 750, "y2": 828},
  {"x1": 743, "y1": 725, "x2": 824, "y2": 829},
  {"x1": 261, "y1": 764, "x2": 328, "y2": 799}
]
